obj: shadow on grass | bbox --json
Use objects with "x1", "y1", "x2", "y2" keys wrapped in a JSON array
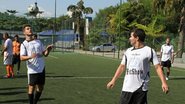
[
  {"x1": 0, "y1": 87, "x2": 26, "y2": 91},
  {"x1": 169, "y1": 77, "x2": 185, "y2": 80},
  {"x1": 0, "y1": 74, "x2": 27, "y2": 79},
  {"x1": 0, "y1": 87, "x2": 26, "y2": 95},
  {"x1": 12, "y1": 72, "x2": 55, "y2": 79},
  {"x1": 14, "y1": 74, "x2": 27, "y2": 78},
  {"x1": 0, "y1": 91, "x2": 25, "y2": 95},
  {"x1": 0, "y1": 72, "x2": 55, "y2": 79},
  {"x1": 170, "y1": 78, "x2": 185, "y2": 80},
  {"x1": 0, "y1": 98, "x2": 55, "y2": 103}
]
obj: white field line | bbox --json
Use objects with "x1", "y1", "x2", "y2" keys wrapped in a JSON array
[
  {"x1": 46, "y1": 76, "x2": 185, "y2": 79},
  {"x1": 49, "y1": 55, "x2": 59, "y2": 59}
]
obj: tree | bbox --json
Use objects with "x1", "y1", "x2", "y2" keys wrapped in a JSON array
[
  {"x1": 152, "y1": 0, "x2": 185, "y2": 57},
  {"x1": 153, "y1": 0, "x2": 165, "y2": 14},
  {"x1": 7, "y1": 10, "x2": 18, "y2": 15},
  {"x1": 67, "y1": 0, "x2": 93, "y2": 48},
  {"x1": 177, "y1": 6, "x2": 185, "y2": 57},
  {"x1": 129, "y1": 16, "x2": 165, "y2": 37}
]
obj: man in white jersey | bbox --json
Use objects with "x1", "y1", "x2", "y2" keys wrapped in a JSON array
[
  {"x1": 20, "y1": 24, "x2": 53, "y2": 104},
  {"x1": 107, "y1": 28, "x2": 169, "y2": 104},
  {"x1": 160, "y1": 37, "x2": 174, "y2": 80},
  {"x1": 1, "y1": 32, "x2": 14, "y2": 78}
]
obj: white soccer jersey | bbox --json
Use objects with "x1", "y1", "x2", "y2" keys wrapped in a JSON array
[
  {"x1": 4, "y1": 38, "x2": 13, "y2": 56},
  {"x1": 160, "y1": 44, "x2": 174, "y2": 61},
  {"x1": 20, "y1": 40, "x2": 45, "y2": 74},
  {"x1": 3, "y1": 38, "x2": 13, "y2": 65},
  {"x1": 121, "y1": 46, "x2": 159, "y2": 92}
]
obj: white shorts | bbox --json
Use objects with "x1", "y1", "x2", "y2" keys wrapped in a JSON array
[{"x1": 4, "y1": 52, "x2": 13, "y2": 65}]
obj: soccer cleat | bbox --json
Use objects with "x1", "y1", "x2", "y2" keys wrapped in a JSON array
[
  {"x1": 3, "y1": 75, "x2": 10, "y2": 78},
  {"x1": 17, "y1": 71, "x2": 20, "y2": 74}
]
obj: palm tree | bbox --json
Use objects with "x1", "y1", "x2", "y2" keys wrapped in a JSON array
[
  {"x1": 7, "y1": 10, "x2": 18, "y2": 15},
  {"x1": 67, "y1": 0, "x2": 93, "y2": 48}
]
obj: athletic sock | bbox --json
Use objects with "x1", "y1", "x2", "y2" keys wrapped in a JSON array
[
  {"x1": 34, "y1": 91, "x2": 42, "y2": 104},
  {"x1": 28, "y1": 94, "x2": 34, "y2": 104},
  {"x1": 167, "y1": 72, "x2": 170, "y2": 76},
  {"x1": 6, "y1": 65, "x2": 10, "y2": 77},
  {"x1": 9, "y1": 65, "x2": 14, "y2": 77}
]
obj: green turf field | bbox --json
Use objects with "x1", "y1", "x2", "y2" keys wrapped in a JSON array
[{"x1": 0, "y1": 52, "x2": 185, "y2": 104}]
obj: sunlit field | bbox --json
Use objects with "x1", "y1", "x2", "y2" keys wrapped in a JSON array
[{"x1": 0, "y1": 52, "x2": 185, "y2": 104}]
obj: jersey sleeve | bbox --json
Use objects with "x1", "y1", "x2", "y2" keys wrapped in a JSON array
[
  {"x1": 4, "y1": 40, "x2": 8, "y2": 48},
  {"x1": 152, "y1": 49, "x2": 159, "y2": 65},
  {"x1": 20, "y1": 43, "x2": 27, "y2": 56},
  {"x1": 121, "y1": 50, "x2": 128, "y2": 65},
  {"x1": 160, "y1": 45, "x2": 163, "y2": 52},
  {"x1": 121, "y1": 55, "x2": 126, "y2": 65}
]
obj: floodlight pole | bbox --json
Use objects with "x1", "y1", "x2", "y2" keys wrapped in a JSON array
[
  {"x1": 118, "y1": 0, "x2": 122, "y2": 59},
  {"x1": 52, "y1": 0, "x2": 57, "y2": 49}
]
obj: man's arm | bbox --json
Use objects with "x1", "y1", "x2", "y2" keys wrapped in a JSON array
[
  {"x1": 154, "y1": 64, "x2": 169, "y2": 94},
  {"x1": 43, "y1": 44, "x2": 53, "y2": 57},
  {"x1": 159, "y1": 46, "x2": 163, "y2": 62},
  {"x1": 171, "y1": 52, "x2": 174, "y2": 64},
  {"x1": 171, "y1": 45, "x2": 175, "y2": 64},
  {"x1": 107, "y1": 64, "x2": 125, "y2": 89},
  {"x1": 20, "y1": 53, "x2": 36, "y2": 61},
  {"x1": 1, "y1": 46, "x2": 7, "y2": 55},
  {"x1": 159, "y1": 52, "x2": 162, "y2": 62}
]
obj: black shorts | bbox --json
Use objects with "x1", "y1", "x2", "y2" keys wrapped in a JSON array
[
  {"x1": 28, "y1": 69, "x2": 45, "y2": 86},
  {"x1": 120, "y1": 87, "x2": 148, "y2": 104},
  {"x1": 12, "y1": 54, "x2": 20, "y2": 64},
  {"x1": 161, "y1": 60, "x2": 171, "y2": 68}
]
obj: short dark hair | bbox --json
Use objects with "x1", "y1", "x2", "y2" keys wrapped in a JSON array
[
  {"x1": 22, "y1": 24, "x2": 31, "y2": 31},
  {"x1": 14, "y1": 34, "x2": 19, "y2": 38},
  {"x1": 131, "y1": 28, "x2": 146, "y2": 42},
  {"x1": 4, "y1": 32, "x2": 9, "y2": 37},
  {"x1": 166, "y1": 36, "x2": 170, "y2": 40}
]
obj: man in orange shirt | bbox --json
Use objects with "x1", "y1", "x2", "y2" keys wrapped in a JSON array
[{"x1": 12, "y1": 35, "x2": 21, "y2": 74}]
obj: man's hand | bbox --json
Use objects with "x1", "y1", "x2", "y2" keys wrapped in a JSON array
[
  {"x1": 46, "y1": 44, "x2": 53, "y2": 52},
  {"x1": 107, "y1": 80, "x2": 115, "y2": 89},
  {"x1": 162, "y1": 83, "x2": 169, "y2": 94},
  {"x1": 30, "y1": 53, "x2": 37, "y2": 59}
]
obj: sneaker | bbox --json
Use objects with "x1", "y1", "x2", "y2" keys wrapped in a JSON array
[{"x1": 166, "y1": 77, "x2": 169, "y2": 80}]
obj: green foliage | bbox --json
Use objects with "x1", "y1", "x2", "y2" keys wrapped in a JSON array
[
  {"x1": 0, "y1": 12, "x2": 28, "y2": 31},
  {"x1": 0, "y1": 12, "x2": 72, "y2": 32},
  {"x1": 88, "y1": 26, "x2": 108, "y2": 46},
  {"x1": 89, "y1": 6, "x2": 119, "y2": 46},
  {"x1": 129, "y1": 16, "x2": 166, "y2": 38}
]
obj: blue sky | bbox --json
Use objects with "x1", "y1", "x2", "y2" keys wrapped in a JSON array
[{"x1": 0, "y1": 0, "x2": 126, "y2": 18}]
